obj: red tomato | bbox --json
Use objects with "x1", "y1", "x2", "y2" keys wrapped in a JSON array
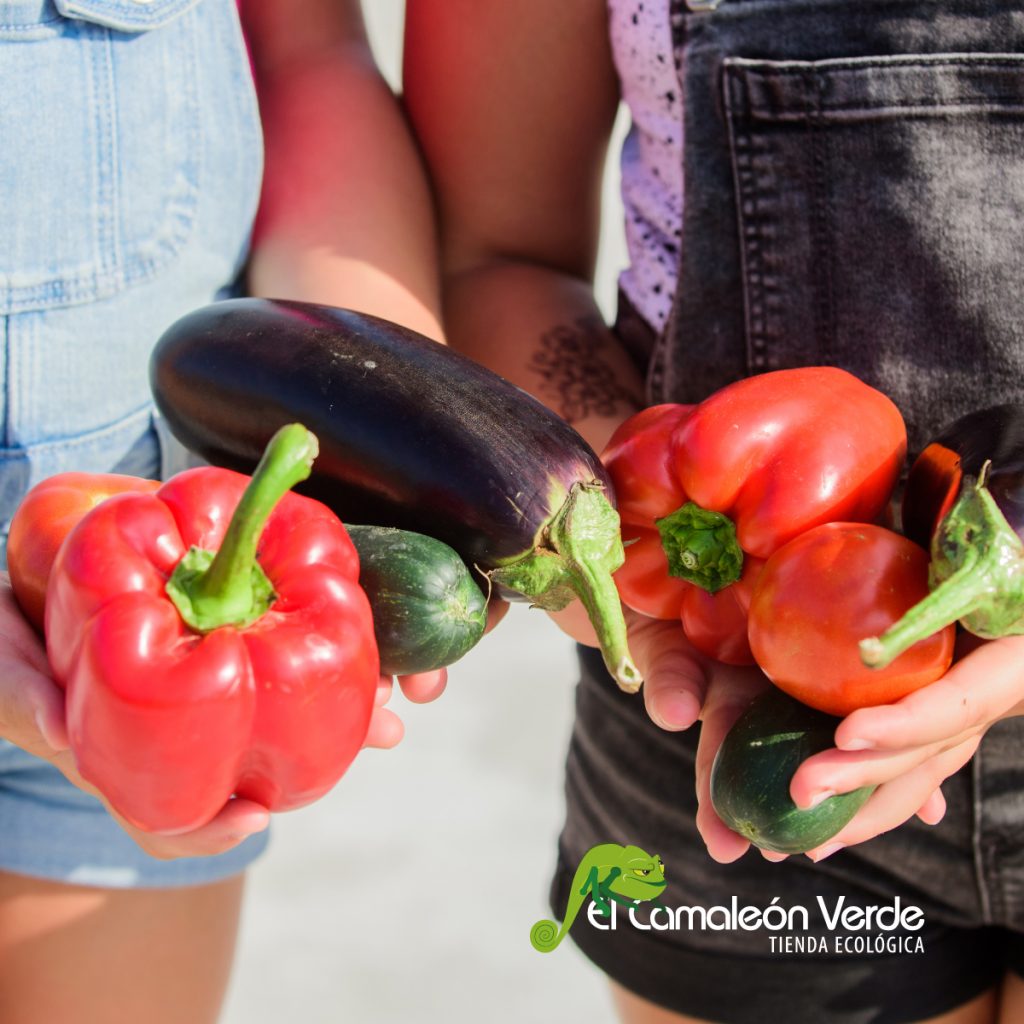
[
  {"x1": 8, "y1": 473, "x2": 160, "y2": 631},
  {"x1": 748, "y1": 522, "x2": 955, "y2": 716}
]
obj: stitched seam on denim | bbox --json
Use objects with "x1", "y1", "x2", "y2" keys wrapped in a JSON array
[
  {"x1": 646, "y1": 0, "x2": 688, "y2": 404},
  {"x1": 742, "y1": 56, "x2": 1024, "y2": 74},
  {"x1": 115, "y1": 2, "x2": 202, "y2": 290},
  {"x1": 705, "y1": 0, "x2": 1024, "y2": 23},
  {"x1": 64, "y1": 0, "x2": 189, "y2": 14},
  {"x1": 64, "y1": 0, "x2": 183, "y2": 12},
  {"x1": 970, "y1": 745, "x2": 993, "y2": 923},
  {"x1": 807, "y1": 68, "x2": 835, "y2": 363},
  {"x1": 1, "y1": 316, "x2": 9, "y2": 449},
  {"x1": 58, "y1": 0, "x2": 199, "y2": 32},
  {"x1": 646, "y1": 298, "x2": 670, "y2": 403},
  {"x1": 0, "y1": 18, "x2": 59, "y2": 30},
  {"x1": 748, "y1": 97, "x2": 1024, "y2": 119},
  {"x1": 98, "y1": 26, "x2": 120, "y2": 280},
  {"x1": 0, "y1": 402, "x2": 152, "y2": 459},
  {"x1": 724, "y1": 68, "x2": 765, "y2": 373}
]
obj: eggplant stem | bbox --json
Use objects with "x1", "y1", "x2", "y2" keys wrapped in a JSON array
[
  {"x1": 565, "y1": 551, "x2": 643, "y2": 693},
  {"x1": 488, "y1": 483, "x2": 642, "y2": 691},
  {"x1": 860, "y1": 478, "x2": 1024, "y2": 668},
  {"x1": 859, "y1": 549, "x2": 985, "y2": 668}
]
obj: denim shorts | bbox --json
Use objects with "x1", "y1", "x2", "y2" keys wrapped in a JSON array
[
  {"x1": 0, "y1": 740, "x2": 270, "y2": 888},
  {"x1": 0, "y1": 0, "x2": 269, "y2": 887}
]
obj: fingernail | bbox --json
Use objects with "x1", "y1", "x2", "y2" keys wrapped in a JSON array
[
  {"x1": 839, "y1": 737, "x2": 876, "y2": 751},
  {"x1": 653, "y1": 690, "x2": 699, "y2": 730},
  {"x1": 809, "y1": 842, "x2": 845, "y2": 862},
  {"x1": 232, "y1": 820, "x2": 270, "y2": 842},
  {"x1": 34, "y1": 709, "x2": 68, "y2": 751},
  {"x1": 807, "y1": 789, "x2": 835, "y2": 809}
]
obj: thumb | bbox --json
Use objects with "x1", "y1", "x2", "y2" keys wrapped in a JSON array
[
  {"x1": 693, "y1": 665, "x2": 772, "y2": 862},
  {"x1": 0, "y1": 654, "x2": 69, "y2": 755},
  {"x1": 0, "y1": 584, "x2": 69, "y2": 754},
  {"x1": 627, "y1": 613, "x2": 708, "y2": 731}
]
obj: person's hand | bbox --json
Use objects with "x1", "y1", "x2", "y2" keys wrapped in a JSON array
[
  {"x1": 552, "y1": 601, "x2": 773, "y2": 860},
  {"x1": 1, "y1": 576, "x2": 512, "y2": 859},
  {"x1": 690, "y1": 663, "x2": 778, "y2": 863},
  {"x1": 367, "y1": 596, "x2": 510, "y2": 747},
  {"x1": 363, "y1": 670, "x2": 448, "y2": 748},
  {"x1": 550, "y1": 602, "x2": 709, "y2": 728},
  {"x1": 687, "y1": 655, "x2": 954, "y2": 867},
  {"x1": 0, "y1": 572, "x2": 71, "y2": 761},
  {"x1": 0, "y1": 574, "x2": 272, "y2": 858},
  {"x1": 550, "y1": 598, "x2": 991, "y2": 864},
  {"x1": 788, "y1": 633, "x2": 1023, "y2": 861}
]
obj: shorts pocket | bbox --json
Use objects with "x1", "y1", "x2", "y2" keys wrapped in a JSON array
[
  {"x1": 723, "y1": 53, "x2": 1024, "y2": 451},
  {"x1": 0, "y1": 0, "x2": 202, "y2": 314}
]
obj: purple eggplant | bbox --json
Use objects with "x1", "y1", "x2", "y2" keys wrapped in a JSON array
[
  {"x1": 860, "y1": 404, "x2": 1024, "y2": 669},
  {"x1": 150, "y1": 298, "x2": 641, "y2": 690}
]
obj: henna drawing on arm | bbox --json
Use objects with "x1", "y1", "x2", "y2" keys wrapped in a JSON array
[{"x1": 528, "y1": 317, "x2": 639, "y2": 425}]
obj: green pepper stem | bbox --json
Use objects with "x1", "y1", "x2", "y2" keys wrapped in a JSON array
[
  {"x1": 167, "y1": 424, "x2": 318, "y2": 632},
  {"x1": 860, "y1": 476, "x2": 1024, "y2": 669},
  {"x1": 488, "y1": 483, "x2": 642, "y2": 692},
  {"x1": 655, "y1": 502, "x2": 744, "y2": 594}
]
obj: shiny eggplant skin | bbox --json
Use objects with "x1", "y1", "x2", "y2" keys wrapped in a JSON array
[
  {"x1": 150, "y1": 298, "x2": 611, "y2": 569},
  {"x1": 903, "y1": 404, "x2": 1024, "y2": 549}
]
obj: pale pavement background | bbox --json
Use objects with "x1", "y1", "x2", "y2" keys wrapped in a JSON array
[{"x1": 221, "y1": 4, "x2": 629, "y2": 1022}]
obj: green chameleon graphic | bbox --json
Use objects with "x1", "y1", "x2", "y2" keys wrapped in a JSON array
[{"x1": 530, "y1": 843, "x2": 667, "y2": 953}]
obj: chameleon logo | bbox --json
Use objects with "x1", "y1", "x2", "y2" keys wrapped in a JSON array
[{"x1": 530, "y1": 843, "x2": 667, "y2": 953}]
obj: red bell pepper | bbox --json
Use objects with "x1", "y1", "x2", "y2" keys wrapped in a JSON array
[
  {"x1": 8, "y1": 473, "x2": 158, "y2": 631},
  {"x1": 748, "y1": 522, "x2": 955, "y2": 716},
  {"x1": 604, "y1": 368, "x2": 907, "y2": 664},
  {"x1": 45, "y1": 424, "x2": 379, "y2": 834}
]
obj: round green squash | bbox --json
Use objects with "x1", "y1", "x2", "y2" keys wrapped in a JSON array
[
  {"x1": 346, "y1": 524, "x2": 488, "y2": 676},
  {"x1": 710, "y1": 688, "x2": 875, "y2": 855}
]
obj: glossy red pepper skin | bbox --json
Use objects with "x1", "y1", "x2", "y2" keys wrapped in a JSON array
[
  {"x1": 45, "y1": 464, "x2": 379, "y2": 835},
  {"x1": 748, "y1": 523, "x2": 954, "y2": 716},
  {"x1": 8, "y1": 473, "x2": 159, "y2": 631},
  {"x1": 605, "y1": 369, "x2": 907, "y2": 664}
]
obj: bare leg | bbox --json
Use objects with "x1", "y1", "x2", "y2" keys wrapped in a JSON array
[
  {"x1": 997, "y1": 970, "x2": 1024, "y2": 1024},
  {"x1": 0, "y1": 870, "x2": 245, "y2": 1024}
]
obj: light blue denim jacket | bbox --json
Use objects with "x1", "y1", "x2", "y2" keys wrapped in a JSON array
[
  {"x1": 0, "y1": 0, "x2": 270, "y2": 888},
  {"x1": 0, "y1": 0, "x2": 263, "y2": 544}
]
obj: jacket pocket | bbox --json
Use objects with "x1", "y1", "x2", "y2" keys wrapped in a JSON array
[
  {"x1": 0, "y1": 0, "x2": 203, "y2": 313},
  {"x1": 724, "y1": 53, "x2": 1024, "y2": 451},
  {"x1": 55, "y1": 0, "x2": 201, "y2": 32}
]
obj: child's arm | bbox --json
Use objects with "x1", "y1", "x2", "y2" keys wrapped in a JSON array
[
  {"x1": 241, "y1": 0, "x2": 442, "y2": 341},
  {"x1": 240, "y1": 0, "x2": 448, "y2": 721}
]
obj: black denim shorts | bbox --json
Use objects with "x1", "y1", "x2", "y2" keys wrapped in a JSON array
[{"x1": 550, "y1": 648, "x2": 1024, "y2": 1024}]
